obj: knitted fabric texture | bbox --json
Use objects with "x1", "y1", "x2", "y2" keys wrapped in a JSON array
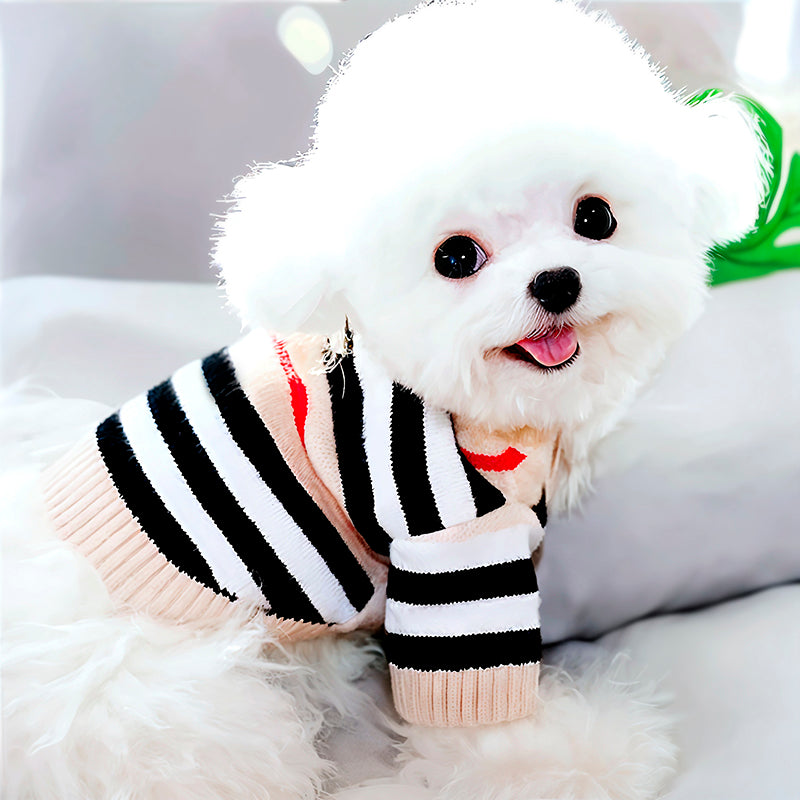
[{"x1": 43, "y1": 331, "x2": 550, "y2": 727}]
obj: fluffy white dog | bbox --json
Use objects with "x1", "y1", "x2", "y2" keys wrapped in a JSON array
[{"x1": 2, "y1": 1, "x2": 766, "y2": 798}]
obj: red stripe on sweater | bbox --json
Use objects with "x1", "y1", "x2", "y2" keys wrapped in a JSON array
[
  {"x1": 272, "y1": 337, "x2": 309, "y2": 448},
  {"x1": 461, "y1": 446, "x2": 527, "y2": 472}
]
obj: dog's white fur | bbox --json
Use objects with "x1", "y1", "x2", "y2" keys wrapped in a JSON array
[
  {"x1": 2, "y1": 1, "x2": 766, "y2": 798},
  {"x1": 217, "y1": 0, "x2": 765, "y2": 510}
]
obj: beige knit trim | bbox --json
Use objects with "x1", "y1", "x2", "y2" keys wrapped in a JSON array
[
  {"x1": 43, "y1": 437, "x2": 237, "y2": 624},
  {"x1": 390, "y1": 662, "x2": 540, "y2": 726},
  {"x1": 264, "y1": 615, "x2": 332, "y2": 642}
]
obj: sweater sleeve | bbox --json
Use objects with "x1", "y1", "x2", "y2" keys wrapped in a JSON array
[{"x1": 383, "y1": 503, "x2": 544, "y2": 727}]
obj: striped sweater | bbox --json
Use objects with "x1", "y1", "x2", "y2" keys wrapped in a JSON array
[{"x1": 44, "y1": 331, "x2": 555, "y2": 727}]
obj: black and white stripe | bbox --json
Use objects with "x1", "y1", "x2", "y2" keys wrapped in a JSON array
[
  {"x1": 97, "y1": 348, "x2": 374, "y2": 626},
  {"x1": 327, "y1": 344, "x2": 506, "y2": 554},
  {"x1": 327, "y1": 349, "x2": 393, "y2": 555},
  {"x1": 384, "y1": 524, "x2": 542, "y2": 672},
  {"x1": 95, "y1": 338, "x2": 520, "y2": 636},
  {"x1": 383, "y1": 630, "x2": 543, "y2": 672},
  {"x1": 97, "y1": 413, "x2": 231, "y2": 599}
]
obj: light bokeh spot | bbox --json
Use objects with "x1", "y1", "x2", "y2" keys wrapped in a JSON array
[{"x1": 278, "y1": 6, "x2": 333, "y2": 76}]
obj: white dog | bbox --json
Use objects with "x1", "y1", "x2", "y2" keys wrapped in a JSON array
[{"x1": 2, "y1": 1, "x2": 766, "y2": 798}]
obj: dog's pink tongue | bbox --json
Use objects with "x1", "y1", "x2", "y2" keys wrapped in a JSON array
[{"x1": 517, "y1": 328, "x2": 578, "y2": 367}]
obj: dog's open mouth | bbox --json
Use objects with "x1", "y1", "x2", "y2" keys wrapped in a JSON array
[{"x1": 504, "y1": 327, "x2": 580, "y2": 370}]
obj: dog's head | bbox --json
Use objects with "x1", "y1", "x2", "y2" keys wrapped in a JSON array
[{"x1": 216, "y1": 0, "x2": 767, "y2": 442}]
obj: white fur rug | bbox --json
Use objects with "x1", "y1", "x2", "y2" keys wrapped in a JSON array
[{"x1": 1, "y1": 392, "x2": 677, "y2": 800}]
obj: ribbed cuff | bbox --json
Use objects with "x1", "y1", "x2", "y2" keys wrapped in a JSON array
[
  {"x1": 390, "y1": 662, "x2": 539, "y2": 726},
  {"x1": 43, "y1": 436, "x2": 236, "y2": 623}
]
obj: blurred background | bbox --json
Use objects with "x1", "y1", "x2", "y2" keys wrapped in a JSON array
[{"x1": 1, "y1": 0, "x2": 799, "y2": 284}]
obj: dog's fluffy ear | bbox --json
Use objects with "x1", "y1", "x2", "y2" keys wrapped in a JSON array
[
  {"x1": 684, "y1": 93, "x2": 771, "y2": 248},
  {"x1": 214, "y1": 162, "x2": 347, "y2": 336}
]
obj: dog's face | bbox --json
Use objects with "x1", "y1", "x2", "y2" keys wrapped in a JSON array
[{"x1": 217, "y1": 0, "x2": 767, "y2": 434}]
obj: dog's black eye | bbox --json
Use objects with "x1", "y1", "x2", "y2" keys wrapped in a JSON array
[
  {"x1": 574, "y1": 197, "x2": 617, "y2": 241},
  {"x1": 434, "y1": 235, "x2": 488, "y2": 279}
]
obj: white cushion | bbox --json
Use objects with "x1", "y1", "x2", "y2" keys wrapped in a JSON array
[{"x1": 539, "y1": 270, "x2": 800, "y2": 642}]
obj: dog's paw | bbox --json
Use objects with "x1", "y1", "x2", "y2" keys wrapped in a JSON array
[{"x1": 336, "y1": 652, "x2": 676, "y2": 800}]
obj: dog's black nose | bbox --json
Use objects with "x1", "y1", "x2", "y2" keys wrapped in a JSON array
[{"x1": 529, "y1": 267, "x2": 582, "y2": 314}]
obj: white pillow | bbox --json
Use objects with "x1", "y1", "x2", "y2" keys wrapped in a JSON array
[
  {"x1": 1, "y1": 276, "x2": 243, "y2": 405},
  {"x1": 538, "y1": 270, "x2": 800, "y2": 643}
]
